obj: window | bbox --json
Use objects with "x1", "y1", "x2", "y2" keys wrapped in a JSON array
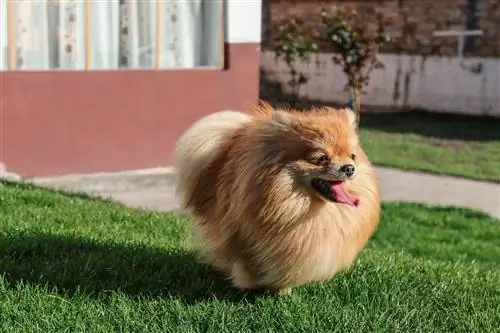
[{"x1": 0, "y1": 0, "x2": 224, "y2": 71}]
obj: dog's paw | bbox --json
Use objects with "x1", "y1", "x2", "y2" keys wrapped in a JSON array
[{"x1": 276, "y1": 287, "x2": 292, "y2": 296}]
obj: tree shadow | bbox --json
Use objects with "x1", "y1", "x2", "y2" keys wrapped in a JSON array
[
  {"x1": 0, "y1": 233, "x2": 262, "y2": 304},
  {"x1": 358, "y1": 110, "x2": 500, "y2": 142}
]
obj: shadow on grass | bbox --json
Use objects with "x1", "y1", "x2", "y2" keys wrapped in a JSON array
[
  {"x1": 0, "y1": 233, "x2": 261, "y2": 304},
  {"x1": 358, "y1": 111, "x2": 500, "y2": 142}
]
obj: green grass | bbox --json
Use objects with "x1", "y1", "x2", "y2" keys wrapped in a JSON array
[
  {"x1": 358, "y1": 111, "x2": 500, "y2": 182},
  {"x1": 1, "y1": 181, "x2": 499, "y2": 332}
]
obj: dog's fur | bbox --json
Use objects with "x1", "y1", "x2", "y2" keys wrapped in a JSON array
[{"x1": 174, "y1": 102, "x2": 381, "y2": 294}]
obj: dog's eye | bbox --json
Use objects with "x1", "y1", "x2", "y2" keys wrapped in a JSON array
[
  {"x1": 317, "y1": 154, "x2": 330, "y2": 165},
  {"x1": 350, "y1": 153, "x2": 356, "y2": 161}
]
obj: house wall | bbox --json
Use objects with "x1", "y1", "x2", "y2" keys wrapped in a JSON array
[{"x1": 0, "y1": 1, "x2": 262, "y2": 177}]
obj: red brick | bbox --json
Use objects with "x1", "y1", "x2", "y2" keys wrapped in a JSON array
[{"x1": 264, "y1": 0, "x2": 499, "y2": 57}]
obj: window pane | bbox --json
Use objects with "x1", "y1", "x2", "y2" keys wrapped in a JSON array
[{"x1": 1, "y1": 0, "x2": 224, "y2": 71}]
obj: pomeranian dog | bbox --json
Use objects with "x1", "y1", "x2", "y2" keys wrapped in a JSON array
[{"x1": 174, "y1": 102, "x2": 381, "y2": 295}]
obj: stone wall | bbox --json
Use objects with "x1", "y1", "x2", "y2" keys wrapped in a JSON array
[{"x1": 263, "y1": 0, "x2": 500, "y2": 57}]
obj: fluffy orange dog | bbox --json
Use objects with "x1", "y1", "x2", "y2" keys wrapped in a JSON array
[{"x1": 174, "y1": 102, "x2": 381, "y2": 295}]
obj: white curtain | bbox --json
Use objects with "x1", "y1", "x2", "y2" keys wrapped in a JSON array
[
  {"x1": 0, "y1": 0, "x2": 7, "y2": 69},
  {"x1": 91, "y1": 0, "x2": 119, "y2": 69},
  {"x1": 160, "y1": 0, "x2": 222, "y2": 68},
  {"x1": 0, "y1": 0, "x2": 223, "y2": 71}
]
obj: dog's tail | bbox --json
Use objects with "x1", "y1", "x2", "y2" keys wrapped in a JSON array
[{"x1": 174, "y1": 110, "x2": 252, "y2": 211}]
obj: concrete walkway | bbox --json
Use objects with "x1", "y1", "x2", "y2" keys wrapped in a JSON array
[{"x1": 24, "y1": 166, "x2": 500, "y2": 219}]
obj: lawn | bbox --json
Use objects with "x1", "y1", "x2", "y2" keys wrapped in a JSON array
[
  {"x1": 1, "y1": 180, "x2": 499, "y2": 332},
  {"x1": 358, "y1": 111, "x2": 500, "y2": 183}
]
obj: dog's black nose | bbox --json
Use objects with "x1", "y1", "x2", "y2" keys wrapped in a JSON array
[{"x1": 340, "y1": 164, "x2": 356, "y2": 177}]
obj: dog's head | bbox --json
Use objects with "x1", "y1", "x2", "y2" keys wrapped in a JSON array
[{"x1": 254, "y1": 105, "x2": 364, "y2": 207}]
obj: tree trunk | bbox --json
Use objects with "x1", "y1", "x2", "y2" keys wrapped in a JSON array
[{"x1": 348, "y1": 85, "x2": 361, "y2": 126}]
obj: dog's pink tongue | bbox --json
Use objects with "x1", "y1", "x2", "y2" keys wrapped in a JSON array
[{"x1": 329, "y1": 181, "x2": 360, "y2": 207}]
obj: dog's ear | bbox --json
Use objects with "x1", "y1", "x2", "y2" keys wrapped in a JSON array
[
  {"x1": 340, "y1": 107, "x2": 358, "y2": 130},
  {"x1": 322, "y1": 106, "x2": 358, "y2": 129},
  {"x1": 271, "y1": 110, "x2": 293, "y2": 128}
]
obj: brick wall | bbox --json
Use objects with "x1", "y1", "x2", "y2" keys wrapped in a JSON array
[{"x1": 262, "y1": 0, "x2": 500, "y2": 57}]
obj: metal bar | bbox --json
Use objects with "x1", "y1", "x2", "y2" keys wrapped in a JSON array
[
  {"x1": 7, "y1": 0, "x2": 16, "y2": 70},
  {"x1": 458, "y1": 35, "x2": 465, "y2": 56},
  {"x1": 433, "y1": 29, "x2": 483, "y2": 73},
  {"x1": 433, "y1": 30, "x2": 483, "y2": 37}
]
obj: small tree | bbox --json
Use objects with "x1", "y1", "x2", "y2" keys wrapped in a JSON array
[
  {"x1": 321, "y1": 6, "x2": 393, "y2": 124},
  {"x1": 273, "y1": 16, "x2": 318, "y2": 105}
]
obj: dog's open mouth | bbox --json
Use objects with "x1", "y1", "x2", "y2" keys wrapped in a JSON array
[{"x1": 311, "y1": 179, "x2": 360, "y2": 207}]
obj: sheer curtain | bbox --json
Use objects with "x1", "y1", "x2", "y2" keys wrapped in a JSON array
[
  {"x1": 0, "y1": 0, "x2": 223, "y2": 71},
  {"x1": 0, "y1": 0, "x2": 8, "y2": 69}
]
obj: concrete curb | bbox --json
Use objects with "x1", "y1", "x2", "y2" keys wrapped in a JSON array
[
  {"x1": 27, "y1": 167, "x2": 177, "y2": 193},
  {"x1": 0, "y1": 162, "x2": 22, "y2": 182}
]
